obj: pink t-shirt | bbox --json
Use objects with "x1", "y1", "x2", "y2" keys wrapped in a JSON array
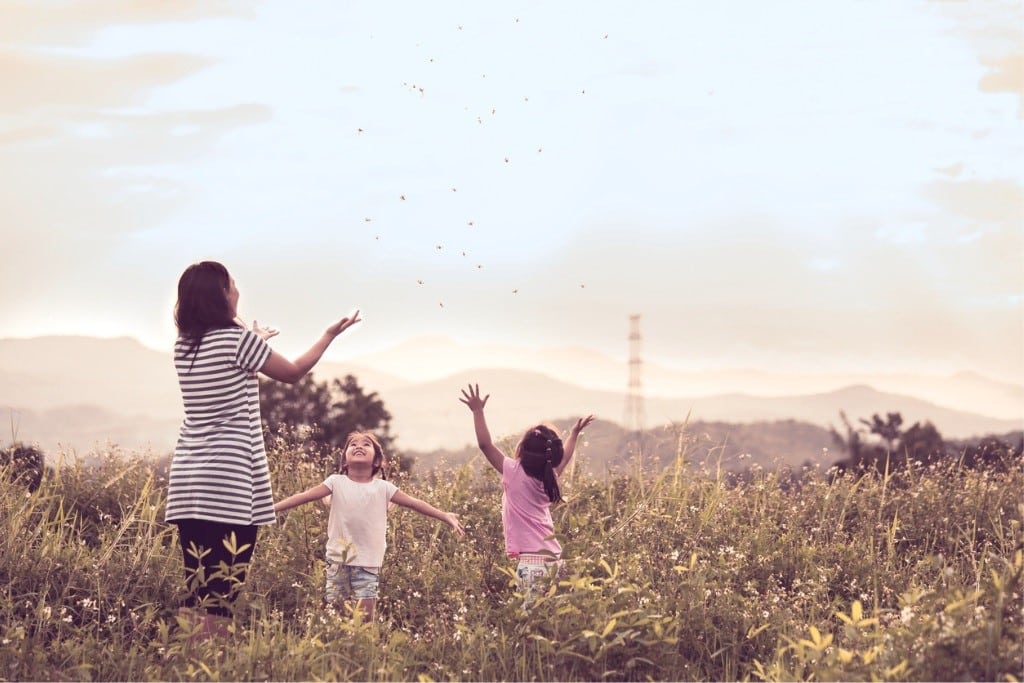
[{"x1": 501, "y1": 458, "x2": 562, "y2": 558}]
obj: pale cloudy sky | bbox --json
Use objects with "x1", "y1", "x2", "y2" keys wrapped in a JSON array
[{"x1": 1, "y1": 1, "x2": 1021, "y2": 382}]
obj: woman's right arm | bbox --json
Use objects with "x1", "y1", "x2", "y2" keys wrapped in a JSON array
[
  {"x1": 260, "y1": 311, "x2": 361, "y2": 384},
  {"x1": 274, "y1": 483, "x2": 332, "y2": 513}
]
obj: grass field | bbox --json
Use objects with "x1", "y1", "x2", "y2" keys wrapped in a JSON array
[{"x1": 1, "y1": 431, "x2": 1021, "y2": 681}]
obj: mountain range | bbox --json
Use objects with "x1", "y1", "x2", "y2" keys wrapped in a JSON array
[{"x1": 0, "y1": 335, "x2": 1020, "y2": 459}]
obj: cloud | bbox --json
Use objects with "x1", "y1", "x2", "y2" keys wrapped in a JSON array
[
  {"x1": 931, "y1": 0, "x2": 1024, "y2": 114},
  {"x1": 0, "y1": 1, "x2": 266, "y2": 341},
  {"x1": 0, "y1": 1, "x2": 253, "y2": 47},
  {"x1": 0, "y1": 49, "x2": 211, "y2": 115}
]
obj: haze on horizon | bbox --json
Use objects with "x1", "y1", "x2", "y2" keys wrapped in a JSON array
[{"x1": 1, "y1": 1, "x2": 1021, "y2": 385}]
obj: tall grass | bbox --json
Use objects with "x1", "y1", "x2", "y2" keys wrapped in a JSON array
[{"x1": 0, "y1": 434, "x2": 1020, "y2": 681}]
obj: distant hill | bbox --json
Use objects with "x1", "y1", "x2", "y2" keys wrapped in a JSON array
[
  {"x1": 408, "y1": 417, "x2": 840, "y2": 477},
  {"x1": 0, "y1": 335, "x2": 1020, "y2": 458},
  {"x1": 378, "y1": 370, "x2": 1021, "y2": 451},
  {"x1": 345, "y1": 336, "x2": 1024, "y2": 420}
]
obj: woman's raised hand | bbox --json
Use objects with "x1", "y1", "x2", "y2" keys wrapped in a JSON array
[
  {"x1": 326, "y1": 310, "x2": 362, "y2": 337},
  {"x1": 252, "y1": 320, "x2": 280, "y2": 341}
]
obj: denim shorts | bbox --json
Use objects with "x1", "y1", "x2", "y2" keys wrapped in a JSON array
[
  {"x1": 515, "y1": 553, "x2": 564, "y2": 593},
  {"x1": 325, "y1": 560, "x2": 380, "y2": 602}
]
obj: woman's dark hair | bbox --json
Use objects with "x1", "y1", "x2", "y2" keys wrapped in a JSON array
[
  {"x1": 336, "y1": 431, "x2": 388, "y2": 479},
  {"x1": 517, "y1": 424, "x2": 564, "y2": 503},
  {"x1": 174, "y1": 261, "x2": 237, "y2": 365}
]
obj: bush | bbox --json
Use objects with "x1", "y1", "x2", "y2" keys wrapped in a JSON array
[{"x1": 0, "y1": 442, "x2": 46, "y2": 492}]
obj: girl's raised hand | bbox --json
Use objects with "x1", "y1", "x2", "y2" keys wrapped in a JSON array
[
  {"x1": 326, "y1": 310, "x2": 361, "y2": 337},
  {"x1": 459, "y1": 383, "x2": 489, "y2": 412},
  {"x1": 572, "y1": 415, "x2": 595, "y2": 435}
]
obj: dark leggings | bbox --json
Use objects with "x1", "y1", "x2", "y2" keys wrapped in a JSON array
[{"x1": 174, "y1": 519, "x2": 258, "y2": 617}]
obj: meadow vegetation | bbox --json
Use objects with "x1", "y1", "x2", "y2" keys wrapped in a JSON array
[{"x1": 0, "y1": 430, "x2": 1021, "y2": 681}]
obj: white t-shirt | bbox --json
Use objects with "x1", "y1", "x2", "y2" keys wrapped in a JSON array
[{"x1": 323, "y1": 474, "x2": 399, "y2": 569}]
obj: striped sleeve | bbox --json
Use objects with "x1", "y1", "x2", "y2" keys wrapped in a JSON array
[{"x1": 236, "y1": 329, "x2": 271, "y2": 373}]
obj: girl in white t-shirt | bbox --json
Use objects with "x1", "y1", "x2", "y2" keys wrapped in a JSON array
[{"x1": 274, "y1": 431, "x2": 464, "y2": 619}]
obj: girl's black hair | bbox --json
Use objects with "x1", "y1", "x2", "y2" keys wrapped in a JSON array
[
  {"x1": 336, "y1": 431, "x2": 388, "y2": 479},
  {"x1": 173, "y1": 261, "x2": 238, "y2": 368},
  {"x1": 517, "y1": 424, "x2": 564, "y2": 503}
]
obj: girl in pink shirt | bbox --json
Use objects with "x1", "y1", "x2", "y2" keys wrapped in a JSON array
[{"x1": 460, "y1": 383, "x2": 594, "y2": 598}]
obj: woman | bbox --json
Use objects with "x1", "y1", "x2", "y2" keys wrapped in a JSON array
[{"x1": 166, "y1": 260, "x2": 360, "y2": 638}]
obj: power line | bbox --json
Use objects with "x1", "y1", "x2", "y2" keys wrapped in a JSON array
[{"x1": 624, "y1": 314, "x2": 645, "y2": 433}]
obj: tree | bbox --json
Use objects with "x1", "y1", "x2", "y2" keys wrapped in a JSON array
[
  {"x1": 830, "y1": 411, "x2": 947, "y2": 474},
  {"x1": 860, "y1": 412, "x2": 903, "y2": 452},
  {"x1": 260, "y1": 373, "x2": 403, "y2": 469},
  {"x1": 0, "y1": 442, "x2": 45, "y2": 492}
]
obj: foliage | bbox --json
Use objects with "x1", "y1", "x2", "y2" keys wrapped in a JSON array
[
  {"x1": 831, "y1": 411, "x2": 952, "y2": 473},
  {"x1": 0, "y1": 436, "x2": 1021, "y2": 681},
  {"x1": 260, "y1": 373, "x2": 409, "y2": 471},
  {"x1": 0, "y1": 442, "x2": 46, "y2": 492}
]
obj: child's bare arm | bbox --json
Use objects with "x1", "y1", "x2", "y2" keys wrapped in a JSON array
[
  {"x1": 391, "y1": 490, "x2": 465, "y2": 536},
  {"x1": 459, "y1": 383, "x2": 506, "y2": 473},
  {"x1": 556, "y1": 415, "x2": 594, "y2": 477},
  {"x1": 274, "y1": 483, "x2": 332, "y2": 513}
]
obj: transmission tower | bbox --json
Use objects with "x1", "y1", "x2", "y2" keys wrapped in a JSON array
[{"x1": 623, "y1": 314, "x2": 646, "y2": 433}]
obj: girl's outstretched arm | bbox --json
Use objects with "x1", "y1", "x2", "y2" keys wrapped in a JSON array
[
  {"x1": 274, "y1": 483, "x2": 332, "y2": 513},
  {"x1": 459, "y1": 383, "x2": 506, "y2": 473},
  {"x1": 391, "y1": 490, "x2": 466, "y2": 537},
  {"x1": 556, "y1": 415, "x2": 595, "y2": 477}
]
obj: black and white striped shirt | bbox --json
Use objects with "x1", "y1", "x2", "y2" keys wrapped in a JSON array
[{"x1": 165, "y1": 327, "x2": 275, "y2": 526}]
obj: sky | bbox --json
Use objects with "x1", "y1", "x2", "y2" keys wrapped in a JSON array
[{"x1": 1, "y1": 0, "x2": 1022, "y2": 384}]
